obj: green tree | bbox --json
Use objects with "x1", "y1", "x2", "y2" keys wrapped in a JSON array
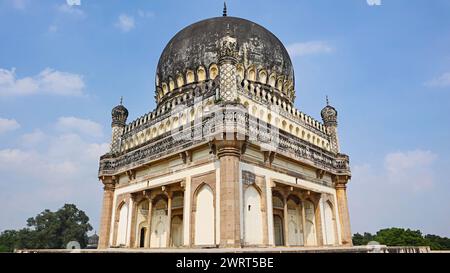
[
  {"x1": 374, "y1": 228, "x2": 427, "y2": 246},
  {"x1": 0, "y1": 204, "x2": 92, "y2": 252},
  {"x1": 0, "y1": 230, "x2": 19, "y2": 252},
  {"x1": 353, "y1": 227, "x2": 450, "y2": 250},
  {"x1": 424, "y1": 234, "x2": 450, "y2": 250},
  {"x1": 352, "y1": 232, "x2": 375, "y2": 246}
]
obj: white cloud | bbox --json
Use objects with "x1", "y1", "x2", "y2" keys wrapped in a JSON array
[
  {"x1": 0, "y1": 67, "x2": 85, "y2": 97},
  {"x1": 66, "y1": 0, "x2": 81, "y2": 6},
  {"x1": 349, "y1": 149, "x2": 450, "y2": 237},
  {"x1": 0, "y1": 117, "x2": 20, "y2": 134},
  {"x1": 286, "y1": 41, "x2": 334, "y2": 58},
  {"x1": 367, "y1": 0, "x2": 382, "y2": 6},
  {"x1": 20, "y1": 129, "x2": 45, "y2": 146},
  {"x1": 425, "y1": 72, "x2": 450, "y2": 88},
  {"x1": 0, "y1": 117, "x2": 109, "y2": 231},
  {"x1": 115, "y1": 14, "x2": 135, "y2": 32},
  {"x1": 384, "y1": 150, "x2": 437, "y2": 191},
  {"x1": 57, "y1": 3, "x2": 85, "y2": 18},
  {"x1": 55, "y1": 117, "x2": 103, "y2": 138},
  {"x1": 137, "y1": 10, "x2": 154, "y2": 18}
]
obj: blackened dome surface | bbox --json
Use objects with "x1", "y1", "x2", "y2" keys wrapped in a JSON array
[
  {"x1": 112, "y1": 104, "x2": 129, "y2": 118},
  {"x1": 156, "y1": 16, "x2": 294, "y2": 86},
  {"x1": 111, "y1": 104, "x2": 129, "y2": 126}
]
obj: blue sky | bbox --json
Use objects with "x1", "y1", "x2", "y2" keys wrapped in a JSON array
[{"x1": 0, "y1": 0, "x2": 449, "y2": 237}]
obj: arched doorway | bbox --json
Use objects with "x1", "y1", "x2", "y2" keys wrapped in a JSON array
[
  {"x1": 136, "y1": 199, "x2": 149, "y2": 248},
  {"x1": 304, "y1": 200, "x2": 317, "y2": 246},
  {"x1": 287, "y1": 197, "x2": 304, "y2": 246},
  {"x1": 194, "y1": 184, "x2": 215, "y2": 245},
  {"x1": 170, "y1": 193, "x2": 184, "y2": 247},
  {"x1": 324, "y1": 201, "x2": 336, "y2": 245},
  {"x1": 171, "y1": 215, "x2": 183, "y2": 247},
  {"x1": 150, "y1": 197, "x2": 168, "y2": 248},
  {"x1": 273, "y1": 215, "x2": 284, "y2": 246},
  {"x1": 116, "y1": 203, "x2": 128, "y2": 246},
  {"x1": 244, "y1": 186, "x2": 263, "y2": 245},
  {"x1": 139, "y1": 227, "x2": 146, "y2": 248},
  {"x1": 272, "y1": 193, "x2": 284, "y2": 246}
]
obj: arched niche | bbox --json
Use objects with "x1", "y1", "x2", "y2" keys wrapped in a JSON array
[
  {"x1": 323, "y1": 200, "x2": 336, "y2": 245},
  {"x1": 247, "y1": 66, "x2": 256, "y2": 81},
  {"x1": 243, "y1": 186, "x2": 263, "y2": 245},
  {"x1": 150, "y1": 196, "x2": 168, "y2": 248},
  {"x1": 268, "y1": 73, "x2": 276, "y2": 87},
  {"x1": 194, "y1": 184, "x2": 215, "y2": 246},
  {"x1": 135, "y1": 199, "x2": 150, "y2": 247},
  {"x1": 304, "y1": 199, "x2": 317, "y2": 246},
  {"x1": 176, "y1": 74, "x2": 184, "y2": 88},
  {"x1": 209, "y1": 64, "x2": 218, "y2": 80},
  {"x1": 258, "y1": 69, "x2": 267, "y2": 84},
  {"x1": 286, "y1": 196, "x2": 304, "y2": 246},
  {"x1": 197, "y1": 66, "x2": 206, "y2": 82},
  {"x1": 236, "y1": 64, "x2": 245, "y2": 79},
  {"x1": 116, "y1": 202, "x2": 129, "y2": 246},
  {"x1": 186, "y1": 70, "x2": 195, "y2": 84}
]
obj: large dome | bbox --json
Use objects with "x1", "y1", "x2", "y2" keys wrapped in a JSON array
[{"x1": 155, "y1": 16, "x2": 295, "y2": 103}]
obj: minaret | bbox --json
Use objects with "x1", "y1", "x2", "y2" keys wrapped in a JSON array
[
  {"x1": 110, "y1": 97, "x2": 128, "y2": 153},
  {"x1": 321, "y1": 97, "x2": 352, "y2": 245},
  {"x1": 218, "y1": 23, "x2": 238, "y2": 103},
  {"x1": 321, "y1": 96, "x2": 340, "y2": 153}
]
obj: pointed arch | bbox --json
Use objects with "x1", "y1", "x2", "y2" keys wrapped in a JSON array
[
  {"x1": 286, "y1": 195, "x2": 304, "y2": 246},
  {"x1": 268, "y1": 73, "x2": 276, "y2": 87},
  {"x1": 209, "y1": 64, "x2": 218, "y2": 80},
  {"x1": 244, "y1": 185, "x2": 263, "y2": 245},
  {"x1": 277, "y1": 77, "x2": 284, "y2": 91},
  {"x1": 186, "y1": 70, "x2": 195, "y2": 84},
  {"x1": 197, "y1": 66, "x2": 206, "y2": 82},
  {"x1": 247, "y1": 66, "x2": 256, "y2": 81},
  {"x1": 258, "y1": 69, "x2": 267, "y2": 84},
  {"x1": 135, "y1": 198, "x2": 150, "y2": 248},
  {"x1": 304, "y1": 199, "x2": 317, "y2": 246},
  {"x1": 150, "y1": 195, "x2": 168, "y2": 248},
  {"x1": 116, "y1": 201, "x2": 129, "y2": 246},
  {"x1": 194, "y1": 183, "x2": 215, "y2": 246},
  {"x1": 236, "y1": 63, "x2": 245, "y2": 79},
  {"x1": 162, "y1": 82, "x2": 168, "y2": 95},
  {"x1": 176, "y1": 74, "x2": 184, "y2": 88},
  {"x1": 169, "y1": 78, "x2": 175, "y2": 91},
  {"x1": 323, "y1": 200, "x2": 337, "y2": 245}
]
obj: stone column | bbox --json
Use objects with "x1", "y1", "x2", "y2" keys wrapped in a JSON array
[
  {"x1": 283, "y1": 196, "x2": 289, "y2": 246},
  {"x1": 182, "y1": 179, "x2": 190, "y2": 247},
  {"x1": 146, "y1": 196, "x2": 153, "y2": 248},
  {"x1": 335, "y1": 176, "x2": 352, "y2": 246},
  {"x1": 217, "y1": 140, "x2": 242, "y2": 247},
  {"x1": 301, "y1": 202, "x2": 307, "y2": 246},
  {"x1": 266, "y1": 180, "x2": 275, "y2": 246},
  {"x1": 314, "y1": 196, "x2": 324, "y2": 246},
  {"x1": 166, "y1": 193, "x2": 172, "y2": 247},
  {"x1": 129, "y1": 194, "x2": 138, "y2": 248},
  {"x1": 98, "y1": 176, "x2": 115, "y2": 249}
]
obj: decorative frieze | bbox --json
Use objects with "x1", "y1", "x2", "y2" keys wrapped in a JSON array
[{"x1": 99, "y1": 106, "x2": 350, "y2": 180}]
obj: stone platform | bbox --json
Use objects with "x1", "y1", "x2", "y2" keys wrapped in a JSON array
[{"x1": 16, "y1": 245, "x2": 431, "y2": 253}]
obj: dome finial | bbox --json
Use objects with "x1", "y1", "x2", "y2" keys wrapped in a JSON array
[
  {"x1": 223, "y1": 1, "x2": 227, "y2": 17},
  {"x1": 326, "y1": 95, "x2": 329, "y2": 106},
  {"x1": 120, "y1": 96, "x2": 123, "y2": 105}
]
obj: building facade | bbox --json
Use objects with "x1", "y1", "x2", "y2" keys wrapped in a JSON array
[{"x1": 97, "y1": 14, "x2": 352, "y2": 249}]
